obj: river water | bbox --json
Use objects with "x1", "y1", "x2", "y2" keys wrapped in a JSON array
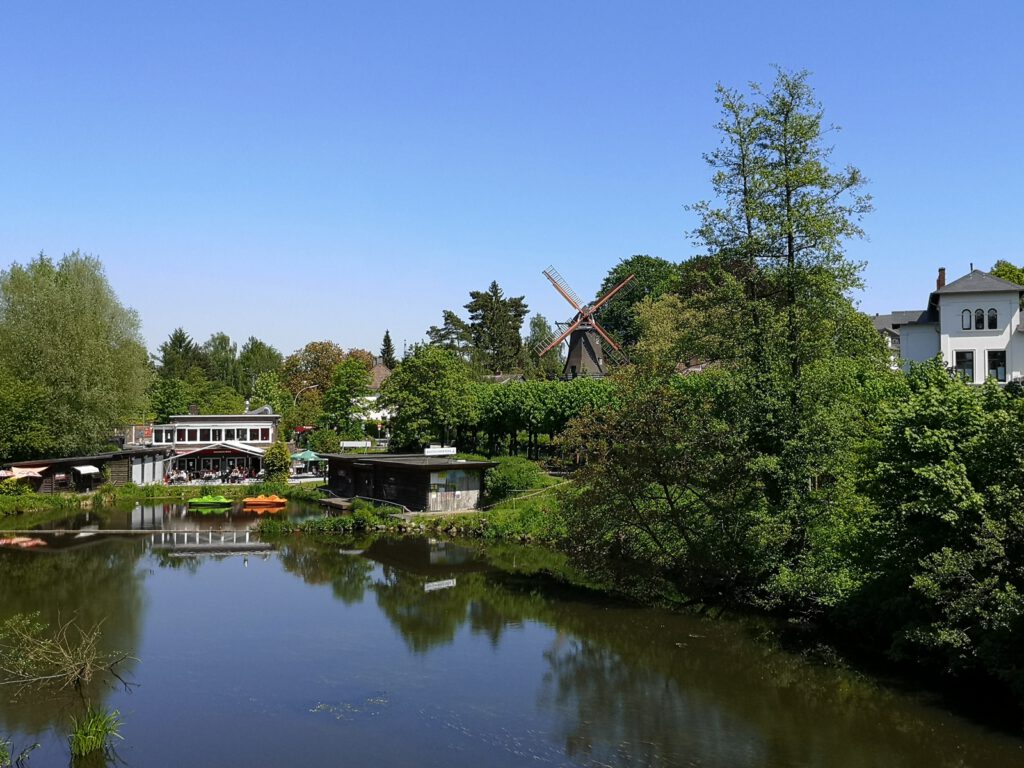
[{"x1": 0, "y1": 501, "x2": 1022, "y2": 767}]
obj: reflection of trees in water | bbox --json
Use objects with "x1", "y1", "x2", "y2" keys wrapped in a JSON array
[
  {"x1": 540, "y1": 637, "x2": 761, "y2": 768},
  {"x1": 275, "y1": 540, "x2": 375, "y2": 606},
  {"x1": 0, "y1": 540, "x2": 147, "y2": 736},
  {"x1": 371, "y1": 566, "x2": 471, "y2": 653}
]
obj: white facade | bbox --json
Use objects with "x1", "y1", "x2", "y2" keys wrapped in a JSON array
[{"x1": 897, "y1": 270, "x2": 1024, "y2": 384}]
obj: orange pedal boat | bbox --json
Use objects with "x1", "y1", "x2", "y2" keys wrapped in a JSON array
[{"x1": 242, "y1": 494, "x2": 287, "y2": 507}]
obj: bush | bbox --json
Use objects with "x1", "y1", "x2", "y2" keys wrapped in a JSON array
[
  {"x1": 484, "y1": 456, "x2": 544, "y2": 504},
  {"x1": 0, "y1": 479, "x2": 30, "y2": 497},
  {"x1": 262, "y1": 440, "x2": 292, "y2": 483}
]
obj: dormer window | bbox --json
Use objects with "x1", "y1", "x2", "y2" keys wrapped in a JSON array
[
  {"x1": 988, "y1": 308, "x2": 998, "y2": 330},
  {"x1": 962, "y1": 309, "x2": 972, "y2": 330},
  {"x1": 975, "y1": 309, "x2": 985, "y2": 330}
]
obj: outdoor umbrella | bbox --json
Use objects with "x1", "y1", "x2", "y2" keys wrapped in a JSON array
[{"x1": 290, "y1": 449, "x2": 325, "y2": 462}]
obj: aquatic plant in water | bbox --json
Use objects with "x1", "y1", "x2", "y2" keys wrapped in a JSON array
[{"x1": 68, "y1": 707, "x2": 123, "y2": 759}]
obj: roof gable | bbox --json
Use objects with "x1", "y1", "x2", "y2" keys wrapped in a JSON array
[{"x1": 936, "y1": 269, "x2": 1024, "y2": 295}]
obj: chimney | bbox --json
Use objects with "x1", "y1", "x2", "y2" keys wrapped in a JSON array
[
  {"x1": 188, "y1": 403, "x2": 199, "y2": 416},
  {"x1": 937, "y1": 267, "x2": 946, "y2": 290}
]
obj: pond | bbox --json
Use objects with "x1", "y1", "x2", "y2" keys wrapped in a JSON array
[{"x1": 0, "y1": 502, "x2": 1022, "y2": 767}]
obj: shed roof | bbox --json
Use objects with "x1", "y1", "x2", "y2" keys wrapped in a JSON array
[
  {"x1": 6, "y1": 447, "x2": 172, "y2": 469},
  {"x1": 323, "y1": 453, "x2": 496, "y2": 471}
]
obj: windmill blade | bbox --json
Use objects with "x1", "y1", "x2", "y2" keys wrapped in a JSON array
[
  {"x1": 590, "y1": 318, "x2": 622, "y2": 353},
  {"x1": 589, "y1": 273, "x2": 637, "y2": 314},
  {"x1": 538, "y1": 316, "x2": 582, "y2": 357},
  {"x1": 542, "y1": 266, "x2": 585, "y2": 312}
]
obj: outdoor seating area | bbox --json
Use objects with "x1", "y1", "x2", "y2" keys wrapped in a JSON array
[{"x1": 165, "y1": 467, "x2": 264, "y2": 485}]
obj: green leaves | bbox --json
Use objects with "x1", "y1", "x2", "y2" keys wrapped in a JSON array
[{"x1": 0, "y1": 252, "x2": 151, "y2": 459}]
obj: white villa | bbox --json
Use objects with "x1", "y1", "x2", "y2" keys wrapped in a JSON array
[{"x1": 874, "y1": 267, "x2": 1024, "y2": 383}]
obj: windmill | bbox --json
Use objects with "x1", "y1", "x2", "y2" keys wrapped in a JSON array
[{"x1": 535, "y1": 266, "x2": 636, "y2": 378}]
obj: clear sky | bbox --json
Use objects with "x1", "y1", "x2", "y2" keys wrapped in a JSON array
[{"x1": 2, "y1": 1, "x2": 1021, "y2": 358}]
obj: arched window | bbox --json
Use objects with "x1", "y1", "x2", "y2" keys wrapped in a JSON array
[
  {"x1": 988, "y1": 308, "x2": 998, "y2": 329},
  {"x1": 962, "y1": 309, "x2": 972, "y2": 330},
  {"x1": 975, "y1": 308, "x2": 985, "y2": 330}
]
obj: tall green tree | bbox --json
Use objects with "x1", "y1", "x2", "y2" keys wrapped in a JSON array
[
  {"x1": 321, "y1": 358, "x2": 372, "y2": 436},
  {"x1": 465, "y1": 281, "x2": 529, "y2": 373},
  {"x1": 156, "y1": 328, "x2": 205, "y2": 380},
  {"x1": 249, "y1": 371, "x2": 291, "y2": 416},
  {"x1": 238, "y1": 336, "x2": 282, "y2": 395},
  {"x1": 201, "y1": 332, "x2": 242, "y2": 392},
  {"x1": 0, "y1": 252, "x2": 151, "y2": 458},
  {"x1": 524, "y1": 314, "x2": 563, "y2": 378},
  {"x1": 378, "y1": 345, "x2": 478, "y2": 450},
  {"x1": 380, "y1": 330, "x2": 397, "y2": 369},
  {"x1": 426, "y1": 310, "x2": 473, "y2": 359},
  {"x1": 594, "y1": 255, "x2": 677, "y2": 348},
  {"x1": 281, "y1": 341, "x2": 346, "y2": 401}
]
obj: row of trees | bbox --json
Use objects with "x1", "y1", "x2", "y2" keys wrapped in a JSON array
[
  {"x1": 556, "y1": 69, "x2": 1024, "y2": 703},
  {"x1": 378, "y1": 345, "x2": 615, "y2": 454}
]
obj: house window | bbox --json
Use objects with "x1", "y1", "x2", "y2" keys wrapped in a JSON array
[
  {"x1": 261, "y1": 428, "x2": 270, "y2": 441},
  {"x1": 187, "y1": 429, "x2": 198, "y2": 442},
  {"x1": 225, "y1": 429, "x2": 235, "y2": 441},
  {"x1": 176, "y1": 429, "x2": 186, "y2": 442},
  {"x1": 975, "y1": 309, "x2": 984, "y2": 330},
  {"x1": 199, "y1": 429, "x2": 211, "y2": 442},
  {"x1": 988, "y1": 350, "x2": 1007, "y2": 382},
  {"x1": 154, "y1": 431, "x2": 163, "y2": 443},
  {"x1": 988, "y1": 308, "x2": 998, "y2": 330},
  {"x1": 212, "y1": 429, "x2": 222, "y2": 441},
  {"x1": 954, "y1": 351, "x2": 975, "y2": 382},
  {"x1": 962, "y1": 309, "x2": 972, "y2": 330}
]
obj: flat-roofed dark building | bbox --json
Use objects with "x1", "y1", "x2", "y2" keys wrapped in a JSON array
[{"x1": 323, "y1": 453, "x2": 496, "y2": 512}]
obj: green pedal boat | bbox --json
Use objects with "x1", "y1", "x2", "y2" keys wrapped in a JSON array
[{"x1": 187, "y1": 494, "x2": 233, "y2": 508}]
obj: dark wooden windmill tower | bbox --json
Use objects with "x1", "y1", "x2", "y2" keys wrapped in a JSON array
[{"x1": 535, "y1": 266, "x2": 636, "y2": 378}]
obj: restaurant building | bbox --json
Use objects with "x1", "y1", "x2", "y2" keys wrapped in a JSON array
[{"x1": 151, "y1": 405, "x2": 281, "y2": 477}]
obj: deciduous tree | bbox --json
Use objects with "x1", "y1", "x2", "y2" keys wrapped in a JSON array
[{"x1": 0, "y1": 252, "x2": 151, "y2": 458}]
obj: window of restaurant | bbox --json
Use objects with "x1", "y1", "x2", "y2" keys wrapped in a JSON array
[
  {"x1": 225, "y1": 429, "x2": 235, "y2": 440},
  {"x1": 212, "y1": 429, "x2": 222, "y2": 441},
  {"x1": 261, "y1": 428, "x2": 270, "y2": 441},
  {"x1": 187, "y1": 429, "x2": 198, "y2": 442},
  {"x1": 250, "y1": 428, "x2": 260, "y2": 441},
  {"x1": 199, "y1": 429, "x2": 211, "y2": 442},
  {"x1": 177, "y1": 429, "x2": 186, "y2": 442},
  {"x1": 154, "y1": 431, "x2": 163, "y2": 443}
]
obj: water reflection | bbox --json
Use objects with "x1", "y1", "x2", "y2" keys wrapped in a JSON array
[
  {"x1": 0, "y1": 539, "x2": 147, "y2": 736},
  {"x1": 1, "y1": 531, "x2": 1021, "y2": 767}
]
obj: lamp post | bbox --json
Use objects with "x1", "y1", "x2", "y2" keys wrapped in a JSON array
[{"x1": 293, "y1": 383, "x2": 319, "y2": 407}]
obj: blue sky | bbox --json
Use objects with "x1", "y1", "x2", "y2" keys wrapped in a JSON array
[{"x1": 2, "y1": 1, "x2": 1021, "y2": 357}]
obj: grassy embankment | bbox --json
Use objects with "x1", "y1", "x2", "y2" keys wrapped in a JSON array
[
  {"x1": 0, "y1": 480, "x2": 326, "y2": 530},
  {"x1": 256, "y1": 466, "x2": 566, "y2": 543}
]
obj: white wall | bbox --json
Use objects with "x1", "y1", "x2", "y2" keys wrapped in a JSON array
[
  {"x1": 900, "y1": 323, "x2": 940, "y2": 369},
  {"x1": 939, "y1": 292, "x2": 1022, "y2": 383}
]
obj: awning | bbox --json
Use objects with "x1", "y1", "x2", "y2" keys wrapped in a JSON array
[
  {"x1": 8, "y1": 466, "x2": 48, "y2": 479},
  {"x1": 173, "y1": 441, "x2": 266, "y2": 460},
  {"x1": 73, "y1": 465, "x2": 101, "y2": 475}
]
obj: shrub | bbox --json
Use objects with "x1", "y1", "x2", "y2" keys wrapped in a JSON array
[
  {"x1": 484, "y1": 456, "x2": 544, "y2": 504},
  {"x1": 0, "y1": 479, "x2": 30, "y2": 497},
  {"x1": 262, "y1": 440, "x2": 292, "y2": 483}
]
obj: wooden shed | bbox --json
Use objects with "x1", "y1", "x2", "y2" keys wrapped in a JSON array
[
  {"x1": 4, "y1": 448, "x2": 172, "y2": 493},
  {"x1": 323, "y1": 453, "x2": 496, "y2": 512}
]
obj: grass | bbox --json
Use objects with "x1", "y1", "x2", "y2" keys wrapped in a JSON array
[
  {"x1": 68, "y1": 707, "x2": 122, "y2": 758},
  {"x1": 0, "y1": 479, "x2": 327, "y2": 524}
]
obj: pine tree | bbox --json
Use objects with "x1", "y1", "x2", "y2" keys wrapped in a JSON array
[{"x1": 380, "y1": 330, "x2": 397, "y2": 369}]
